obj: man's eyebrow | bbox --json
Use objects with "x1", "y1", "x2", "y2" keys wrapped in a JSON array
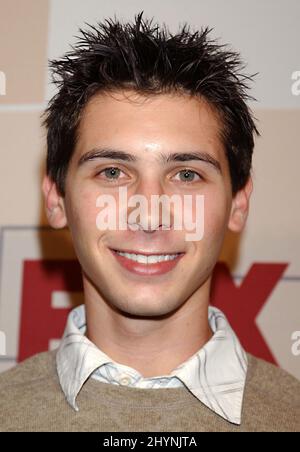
[
  {"x1": 77, "y1": 148, "x2": 137, "y2": 165},
  {"x1": 163, "y1": 152, "x2": 222, "y2": 173},
  {"x1": 77, "y1": 148, "x2": 222, "y2": 173}
]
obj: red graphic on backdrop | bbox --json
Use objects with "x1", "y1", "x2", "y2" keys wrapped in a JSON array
[
  {"x1": 18, "y1": 260, "x2": 82, "y2": 362},
  {"x1": 211, "y1": 262, "x2": 288, "y2": 364},
  {"x1": 18, "y1": 259, "x2": 287, "y2": 364}
]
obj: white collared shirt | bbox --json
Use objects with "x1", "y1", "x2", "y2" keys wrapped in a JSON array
[{"x1": 56, "y1": 304, "x2": 248, "y2": 425}]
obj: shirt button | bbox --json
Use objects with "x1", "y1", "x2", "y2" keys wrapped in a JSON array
[{"x1": 119, "y1": 376, "x2": 131, "y2": 386}]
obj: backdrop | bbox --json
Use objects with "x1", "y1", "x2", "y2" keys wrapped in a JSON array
[{"x1": 0, "y1": 0, "x2": 299, "y2": 380}]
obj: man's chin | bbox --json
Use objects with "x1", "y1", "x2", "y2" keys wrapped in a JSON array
[{"x1": 108, "y1": 292, "x2": 183, "y2": 318}]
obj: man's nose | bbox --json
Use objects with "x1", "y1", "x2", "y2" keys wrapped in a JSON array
[{"x1": 128, "y1": 179, "x2": 173, "y2": 232}]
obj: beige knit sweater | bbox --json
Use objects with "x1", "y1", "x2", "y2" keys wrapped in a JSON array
[{"x1": 0, "y1": 351, "x2": 299, "y2": 432}]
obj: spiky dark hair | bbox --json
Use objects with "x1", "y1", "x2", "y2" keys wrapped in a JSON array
[{"x1": 43, "y1": 11, "x2": 259, "y2": 197}]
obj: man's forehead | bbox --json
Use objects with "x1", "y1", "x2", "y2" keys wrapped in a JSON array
[
  {"x1": 144, "y1": 143, "x2": 162, "y2": 153},
  {"x1": 75, "y1": 89, "x2": 225, "y2": 160}
]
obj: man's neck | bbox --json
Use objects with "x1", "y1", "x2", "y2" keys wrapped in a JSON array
[{"x1": 84, "y1": 278, "x2": 213, "y2": 378}]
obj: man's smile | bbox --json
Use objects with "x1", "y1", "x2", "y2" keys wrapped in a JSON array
[{"x1": 109, "y1": 248, "x2": 185, "y2": 276}]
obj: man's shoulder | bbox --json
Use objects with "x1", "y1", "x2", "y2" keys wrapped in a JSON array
[
  {"x1": 0, "y1": 350, "x2": 69, "y2": 432},
  {"x1": 238, "y1": 354, "x2": 300, "y2": 431},
  {"x1": 246, "y1": 352, "x2": 300, "y2": 402},
  {"x1": 0, "y1": 350, "x2": 57, "y2": 389},
  {"x1": 245, "y1": 352, "x2": 300, "y2": 430}
]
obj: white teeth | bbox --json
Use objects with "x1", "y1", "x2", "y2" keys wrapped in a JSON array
[{"x1": 115, "y1": 251, "x2": 181, "y2": 264}]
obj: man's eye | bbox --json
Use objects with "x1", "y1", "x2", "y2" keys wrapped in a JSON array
[
  {"x1": 173, "y1": 169, "x2": 202, "y2": 183},
  {"x1": 97, "y1": 167, "x2": 124, "y2": 181}
]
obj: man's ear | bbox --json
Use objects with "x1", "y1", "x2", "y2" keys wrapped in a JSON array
[
  {"x1": 228, "y1": 175, "x2": 253, "y2": 233},
  {"x1": 42, "y1": 174, "x2": 68, "y2": 229}
]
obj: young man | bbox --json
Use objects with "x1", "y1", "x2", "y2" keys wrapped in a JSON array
[{"x1": 0, "y1": 12, "x2": 299, "y2": 432}]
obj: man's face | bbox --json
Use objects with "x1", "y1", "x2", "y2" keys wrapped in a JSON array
[{"x1": 48, "y1": 90, "x2": 248, "y2": 317}]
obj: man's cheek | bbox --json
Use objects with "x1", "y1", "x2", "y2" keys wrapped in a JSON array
[
  {"x1": 70, "y1": 192, "x2": 100, "y2": 228},
  {"x1": 203, "y1": 202, "x2": 227, "y2": 241}
]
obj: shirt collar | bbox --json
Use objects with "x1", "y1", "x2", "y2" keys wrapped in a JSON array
[{"x1": 56, "y1": 304, "x2": 247, "y2": 425}]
